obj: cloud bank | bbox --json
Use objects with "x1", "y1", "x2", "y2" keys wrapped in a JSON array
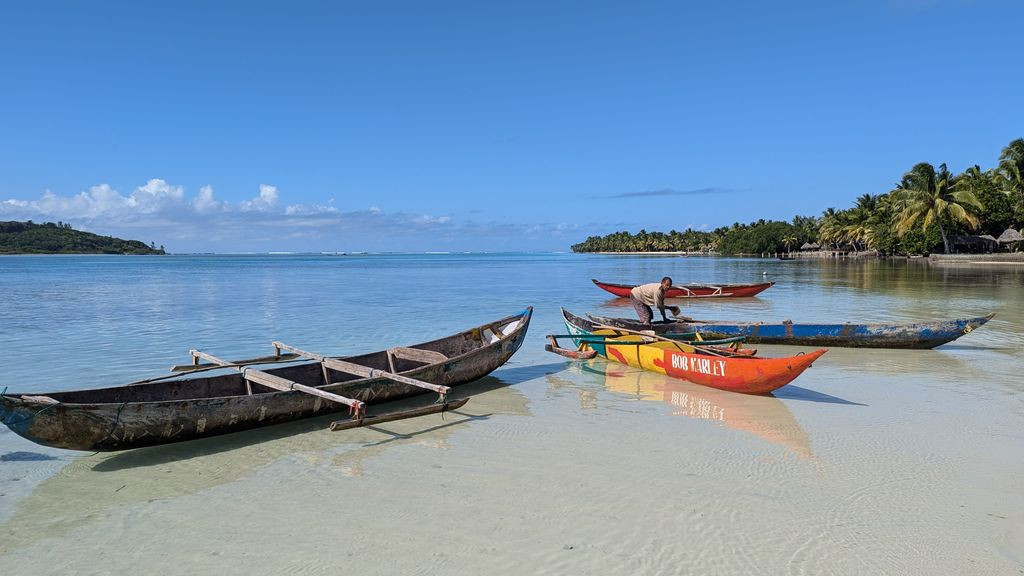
[{"x1": 0, "y1": 179, "x2": 581, "y2": 252}]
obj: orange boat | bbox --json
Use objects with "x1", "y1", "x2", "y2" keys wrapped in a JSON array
[{"x1": 556, "y1": 309, "x2": 825, "y2": 395}]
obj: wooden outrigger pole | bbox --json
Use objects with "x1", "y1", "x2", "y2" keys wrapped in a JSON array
[
  {"x1": 190, "y1": 349, "x2": 367, "y2": 416},
  {"x1": 189, "y1": 345, "x2": 468, "y2": 430},
  {"x1": 271, "y1": 342, "x2": 451, "y2": 396},
  {"x1": 270, "y1": 342, "x2": 465, "y2": 431}
]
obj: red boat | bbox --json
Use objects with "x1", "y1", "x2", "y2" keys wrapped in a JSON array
[{"x1": 592, "y1": 279, "x2": 775, "y2": 299}]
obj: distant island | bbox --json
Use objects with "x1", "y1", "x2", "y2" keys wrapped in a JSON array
[
  {"x1": 0, "y1": 221, "x2": 165, "y2": 255},
  {"x1": 573, "y1": 138, "x2": 1024, "y2": 256}
]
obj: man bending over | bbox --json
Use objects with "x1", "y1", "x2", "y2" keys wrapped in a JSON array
[{"x1": 629, "y1": 276, "x2": 680, "y2": 323}]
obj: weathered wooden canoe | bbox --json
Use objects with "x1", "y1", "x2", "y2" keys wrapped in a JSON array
[
  {"x1": 592, "y1": 278, "x2": 775, "y2": 299},
  {"x1": 0, "y1": 308, "x2": 532, "y2": 451},
  {"x1": 561, "y1": 309, "x2": 825, "y2": 394},
  {"x1": 586, "y1": 312, "x2": 995, "y2": 349}
]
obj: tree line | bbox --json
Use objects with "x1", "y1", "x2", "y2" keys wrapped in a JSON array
[
  {"x1": 572, "y1": 138, "x2": 1024, "y2": 255},
  {"x1": 0, "y1": 221, "x2": 165, "y2": 254}
]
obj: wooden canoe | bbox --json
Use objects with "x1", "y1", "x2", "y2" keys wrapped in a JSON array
[
  {"x1": 592, "y1": 278, "x2": 775, "y2": 299},
  {"x1": 561, "y1": 309, "x2": 824, "y2": 394},
  {"x1": 0, "y1": 308, "x2": 532, "y2": 451},
  {"x1": 586, "y1": 312, "x2": 995, "y2": 349}
]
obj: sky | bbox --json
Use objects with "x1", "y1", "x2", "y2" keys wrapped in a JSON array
[{"x1": 1, "y1": 0, "x2": 1022, "y2": 252}]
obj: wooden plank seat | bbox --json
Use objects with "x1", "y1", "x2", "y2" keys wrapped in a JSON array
[{"x1": 387, "y1": 346, "x2": 448, "y2": 365}]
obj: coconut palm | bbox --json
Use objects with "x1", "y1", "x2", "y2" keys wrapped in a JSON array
[
  {"x1": 997, "y1": 138, "x2": 1024, "y2": 220},
  {"x1": 842, "y1": 208, "x2": 873, "y2": 250},
  {"x1": 891, "y1": 162, "x2": 984, "y2": 254},
  {"x1": 782, "y1": 234, "x2": 798, "y2": 253}
]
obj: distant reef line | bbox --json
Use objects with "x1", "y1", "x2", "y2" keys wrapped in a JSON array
[{"x1": 0, "y1": 221, "x2": 165, "y2": 255}]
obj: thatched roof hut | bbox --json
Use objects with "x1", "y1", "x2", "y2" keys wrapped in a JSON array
[
  {"x1": 997, "y1": 228, "x2": 1023, "y2": 244},
  {"x1": 952, "y1": 235, "x2": 998, "y2": 253},
  {"x1": 800, "y1": 242, "x2": 820, "y2": 251}
]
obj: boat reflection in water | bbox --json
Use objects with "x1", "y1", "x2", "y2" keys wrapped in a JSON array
[{"x1": 552, "y1": 361, "x2": 812, "y2": 459}]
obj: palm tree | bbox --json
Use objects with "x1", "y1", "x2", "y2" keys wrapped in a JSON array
[
  {"x1": 891, "y1": 162, "x2": 984, "y2": 254},
  {"x1": 817, "y1": 208, "x2": 839, "y2": 248},
  {"x1": 842, "y1": 208, "x2": 872, "y2": 250},
  {"x1": 997, "y1": 138, "x2": 1024, "y2": 220}
]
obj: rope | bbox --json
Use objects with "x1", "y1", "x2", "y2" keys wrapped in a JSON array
[{"x1": 0, "y1": 402, "x2": 58, "y2": 426}]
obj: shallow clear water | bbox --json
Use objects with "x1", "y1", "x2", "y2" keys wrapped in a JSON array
[{"x1": 0, "y1": 254, "x2": 1022, "y2": 574}]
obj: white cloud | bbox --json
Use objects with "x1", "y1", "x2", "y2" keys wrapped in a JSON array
[
  {"x1": 240, "y1": 184, "x2": 278, "y2": 212},
  {"x1": 284, "y1": 203, "x2": 339, "y2": 216},
  {"x1": 131, "y1": 179, "x2": 185, "y2": 212},
  {"x1": 192, "y1": 185, "x2": 224, "y2": 214},
  {"x1": 0, "y1": 179, "x2": 585, "y2": 252}
]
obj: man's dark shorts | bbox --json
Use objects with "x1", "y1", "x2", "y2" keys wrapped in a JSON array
[{"x1": 630, "y1": 296, "x2": 653, "y2": 324}]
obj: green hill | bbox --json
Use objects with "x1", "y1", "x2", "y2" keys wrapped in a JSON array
[{"x1": 0, "y1": 221, "x2": 165, "y2": 254}]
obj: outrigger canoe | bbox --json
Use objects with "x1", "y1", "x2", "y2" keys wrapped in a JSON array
[
  {"x1": 592, "y1": 279, "x2": 775, "y2": 299},
  {"x1": 0, "y1": 308, "x2": 532, "y2": 451},
  {"x1": 555, "y1": 309, "x2": 825, "y2": 394},
  {"x1": 586, "y1": 312, "x2": 995, "y2": 349}
]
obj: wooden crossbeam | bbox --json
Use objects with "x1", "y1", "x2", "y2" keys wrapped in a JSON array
[
  {"x1": 189, "y1": 349, "x2": 364, "y2": 412},
  {"x1": 271, "y1": 342, "x2": 451, "y2": 396}
]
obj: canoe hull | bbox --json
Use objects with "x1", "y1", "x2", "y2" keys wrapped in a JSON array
[
  {"x1": 588, "y1": 313, "x2": 995, "y2": 349},
  {"x1": 0, "y1": 309, "x2": 532, "y2": 451},
  {"x1": 562, "y1": 309, "x2": 824, "y2": 394},
  {"x1": 592, "y1": 279, "x2": 774, "y2": 299}
]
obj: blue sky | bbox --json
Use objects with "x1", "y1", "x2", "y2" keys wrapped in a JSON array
[{"x1": 1, "y1": 0, "x2": 1021, "y2": 252}]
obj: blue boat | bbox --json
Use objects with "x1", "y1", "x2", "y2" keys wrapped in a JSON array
[{"x1": 586, "y1": 312, "x2": 995, "y2": 349}]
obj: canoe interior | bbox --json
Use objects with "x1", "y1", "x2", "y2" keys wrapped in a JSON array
[{"x1": 37, "y1": 312, "x2": 530, "y2": 405}]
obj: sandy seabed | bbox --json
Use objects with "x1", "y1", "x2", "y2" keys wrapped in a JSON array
[{"x1": 1, "y1": 341, "x2": 1022, "y2": 576}]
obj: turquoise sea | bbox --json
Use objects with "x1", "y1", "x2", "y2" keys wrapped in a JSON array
[{"x1": 1, "y1": 253, "x2": 1022, "y2": 574}]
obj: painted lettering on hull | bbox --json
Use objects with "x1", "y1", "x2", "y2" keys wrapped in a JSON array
[{"x1": 667, "y1": 352, "x2": 727, "y2": 377}]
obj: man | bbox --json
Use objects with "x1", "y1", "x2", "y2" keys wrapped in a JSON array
[{"x1": 629, "y1": 276, "x2": 681, "y2": 323}]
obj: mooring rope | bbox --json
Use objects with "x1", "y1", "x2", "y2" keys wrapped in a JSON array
[{"x1": 0, "y1": 402, "x2": 58, "y2": 426}]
